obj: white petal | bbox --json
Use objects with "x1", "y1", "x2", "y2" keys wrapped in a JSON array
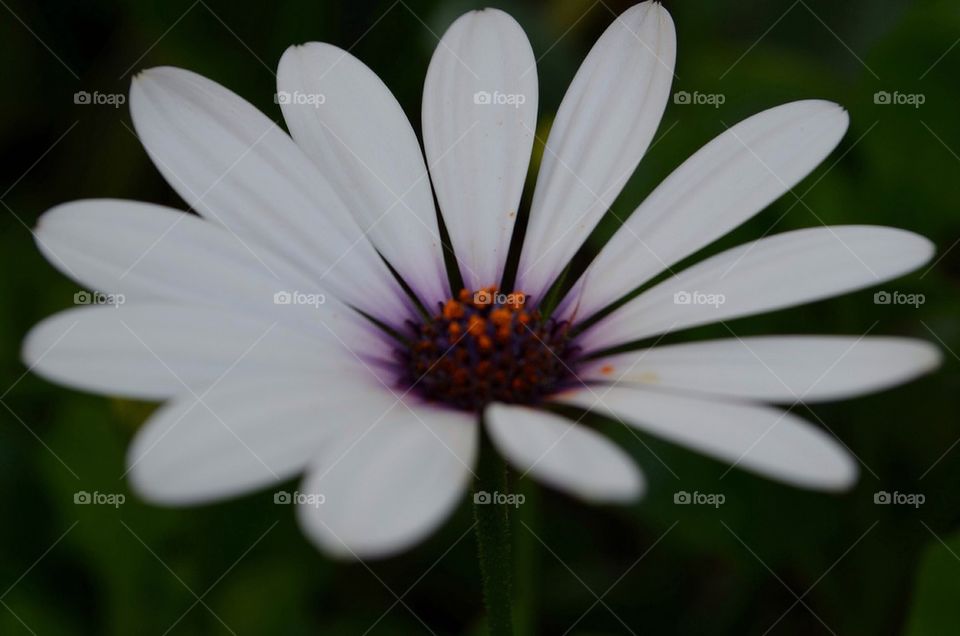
[
  {"x1": 555, "y1": 386, "x2": 857, "y2": 490},
  {"x1": 568, "y1": 100, "x2": 849, "y2": 319},
  {"x1": 297, "y1": 402, "x2": 477, "y2": 559},
  {"x1": 129, "y1": 67, "x2": 410, "y2": 322},
  {"x1": 277, "y1": 43, "x2": 449, "y2": 306},
  {"x1": 128, "y1": 374, "x2": 398, "y2": 504},
  {"x1": 22, "y1": 304, "x2": 376, "y2": 400},
  {"x1": 584, "y1": 336, "x2": 941, "y2": 403},
  {"x1": 485, "y1": 403, "x2": 643, "y2": 502},
  {"x1": 582, "y1": 226, "x2": 934, "y2": 352},
  {"x1": 34, "y1": 199, "x2": 389, "y2": 358},
  {"x1": 422, "y1": 9, "x2": 538, "y2": 290},
  {"x1": 517, "y1": 2, "x2": 675, "y2": 302}
]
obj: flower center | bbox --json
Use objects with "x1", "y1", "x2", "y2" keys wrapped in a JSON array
[{"x1": 398, "y1": 287, "x2": 578, "y2": 411}]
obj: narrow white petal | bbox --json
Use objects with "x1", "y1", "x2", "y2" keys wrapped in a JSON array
[
  {"x1": 22, "y1": 304, "x2": 377, "y2": 400},
  {"x1": 297, "y1": 403, "x2": 477, "y2": 559},
  {"x1": 569, "y1": 100, "x2": 849, "y2": 319},
  {"x1": 582, "y1": 226, "x2": 934, "y2": 352},
  {"x1": 486, "y1": 403, "x2": 643, "y2": 502},
  {"x1": 584, "y1": 336, "x2": 941, "y2": 402},
  {"x1": 129, "y1": 66, "x2": 410, "y2": 321},
  {"x1": 34, "y1": 199, "x2": 388, "y2": 357},
  {"x1": 278, "y1": 43, "x2": 449, "y2": 306},
  {"x1": 517, "y1": 2, "x2": 675, "y2": 302},
  {"x1": 127, "y1": 374, "x2": 398, "y2": 504},
  {"x1": 422, "y1": 9, "x2": 538, "y2": 290},
  {"x1": 556, "y1": 386, "x2": 858, "y2": 490}
]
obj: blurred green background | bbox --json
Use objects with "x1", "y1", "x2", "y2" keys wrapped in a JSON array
[{"x1": 2, "y1": 0, "x2": 959, "y2": 633}]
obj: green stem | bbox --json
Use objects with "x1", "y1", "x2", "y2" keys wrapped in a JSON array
[
  {"x1": 473, "y1": 433, "x2": 514, "y2": 636},
  {"x1": 513, "y1": 478, "x2": 539, "y2": 636}
]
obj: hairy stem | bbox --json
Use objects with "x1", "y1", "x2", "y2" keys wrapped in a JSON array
[{"x1": 473, "y1": 432, "x2": 514, "y2": 636}]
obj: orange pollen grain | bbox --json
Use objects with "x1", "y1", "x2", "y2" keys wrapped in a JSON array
[
  {"x1": 490, "y1": 307, "x2": 512, "y2": 326},
  {"x1": 467, "y1": 315, "x2": 486, "y2": 336},
  {"x1": 443, "y1": 299, "x2": 464, "y2": 320}
]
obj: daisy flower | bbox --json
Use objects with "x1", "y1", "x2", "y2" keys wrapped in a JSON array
[{"x1": 24, "y1": 0, "x2": 939, "y2": 568}]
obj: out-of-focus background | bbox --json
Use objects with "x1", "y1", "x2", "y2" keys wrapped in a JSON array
[{"x1": 1, "y1": 0, "x2": 958, "y2": 633}]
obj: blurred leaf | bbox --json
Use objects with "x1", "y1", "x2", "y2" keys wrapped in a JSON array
[{"x1": 906, "y1": 529, "x2": 960, "y2": 635}]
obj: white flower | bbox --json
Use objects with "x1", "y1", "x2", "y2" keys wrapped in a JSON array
[{"x1": 24, "y1": 2, "x2": 939, "y2": 559}]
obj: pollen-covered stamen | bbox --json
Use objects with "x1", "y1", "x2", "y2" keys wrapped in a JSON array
[{"x1": 398, "y1": 287, "x2": 578, "y2": 411}]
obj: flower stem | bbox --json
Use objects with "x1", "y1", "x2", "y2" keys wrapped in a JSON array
[
  {"x1": 513, "y1": 478, "x2": 539, "y2": 636},
  {"x1": 473, "y1": 432, "x2": 514, "y2": 636}
]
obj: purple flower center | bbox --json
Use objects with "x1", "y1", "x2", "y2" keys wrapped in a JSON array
[{"x1": 397, "y1": 287, "x2": 579, "y2": 411}]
